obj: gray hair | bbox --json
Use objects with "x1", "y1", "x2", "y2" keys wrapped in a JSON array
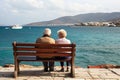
[
  {"x1": 43, "y1": 28, "x2": 51, "y2": 36},
  {"x1": 57, "y1": 29, "x2": 67, "y2": 37}
]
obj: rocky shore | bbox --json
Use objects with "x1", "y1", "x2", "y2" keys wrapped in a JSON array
[
  {"x1": 0, "y1": 64, "x2": 120, "y2": 80},
  {"x1": 2, "y1": 64, "x2": 120, "y2": 68}
]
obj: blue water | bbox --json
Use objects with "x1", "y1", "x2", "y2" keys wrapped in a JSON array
[{"x1": 0, "y1": 26, "x2": 120, "y2": 67}]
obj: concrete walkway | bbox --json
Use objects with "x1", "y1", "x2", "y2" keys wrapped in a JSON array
[{"x1": 0, "y1": 66, "x2": 120, "y2": 80}]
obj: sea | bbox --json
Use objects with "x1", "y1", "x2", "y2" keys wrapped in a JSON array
[{"x1": 0, "y1": 26, "x2": 120, "y2": 68}]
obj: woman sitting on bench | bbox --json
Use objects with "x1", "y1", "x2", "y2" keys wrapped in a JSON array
[{"x1": 55, "y1": 29, "x2": 71, "y2": 72}]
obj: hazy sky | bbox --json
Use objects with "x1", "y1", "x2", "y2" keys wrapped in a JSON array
[{"x1": 0, "y1": 0, "x2": 120, "y2": 25}]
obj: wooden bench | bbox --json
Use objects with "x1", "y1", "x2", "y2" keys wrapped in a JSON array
[{"x1": 12, "y1": 42, "x2": 76, "y2": 78}]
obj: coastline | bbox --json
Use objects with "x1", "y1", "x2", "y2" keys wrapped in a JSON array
[{"x1": 1, "y1": 64, "x2": 120, "y2": 68}]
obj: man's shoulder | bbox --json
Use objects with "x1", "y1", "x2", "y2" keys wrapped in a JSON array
[
  {"x1": 49, "y1": 38, "x2": 55, "y2": 43},
  {"x1": 44, "y1": 37, "x2": 55, "y2": 41},
  {"x1": 37, "y1": 37, "x2": 54, "y2": 40},
  {"x1": 36, "y1": 37, "x2": 55, "y2": 44}
]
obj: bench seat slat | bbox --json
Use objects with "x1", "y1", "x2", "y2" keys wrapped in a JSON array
[
  {"x1": 16, "y1": 52, "x2": 71, "y2": 57},
  {"x1": 16, "y1": 43, "x2": 75, "y2": 47},
  {"x1": 16, "y1": 48, "x2": 73, "y2": 52},
  {"x1": 18, "y1": 56, "x2": 71, "y2": 61},
  {"x1": 18, "y1": 56, "x2": 36, "y2": 60}
]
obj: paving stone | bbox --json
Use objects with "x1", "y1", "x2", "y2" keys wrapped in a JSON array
[
  {"x1": 104, "y1": 78, "x2": 120, "y2": 80},
  {"x1": 109, "y1": 69, "x2": 120, "y2": 75},
  {"x1": 64, "y1": 78, "x2": 85, "y2": 80},
  {"x1": 0, "y1": 66, "x2": 120, "y2": 80}
]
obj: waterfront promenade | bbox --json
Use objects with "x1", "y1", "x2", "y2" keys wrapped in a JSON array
[{"x1": 0, "y1": 65, "x2": 120, "y2": 80}]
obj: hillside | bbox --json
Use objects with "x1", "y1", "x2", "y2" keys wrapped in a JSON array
[{"x1": 26, "y1": 12, "x2": 120, "y2": 26}]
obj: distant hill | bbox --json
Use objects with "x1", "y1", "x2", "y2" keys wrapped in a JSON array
[
  {"x1": 109, "y1": 18, "x2": 120, "y2": 22},
  {"x1": 26, "y1": 12, "x2": 120, "y2": 26}
]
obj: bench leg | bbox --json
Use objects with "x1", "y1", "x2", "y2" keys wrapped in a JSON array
[
  {"x1": 14, "y1": 71, "x2": 17, "y2": 78},
  {"x1": 17, "y1": 61, "x2": 20, "y2": 74},
  {"x1": 70, "y1": 61, "x2": 75, "y2": 78},
  {"x1": 14, "y1": 60, "x2": 18, "y2": 78}
]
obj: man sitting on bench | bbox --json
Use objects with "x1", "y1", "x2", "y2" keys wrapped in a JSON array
[{"x1": 36, "y1": 28, "x2": 55, "y2": 72}]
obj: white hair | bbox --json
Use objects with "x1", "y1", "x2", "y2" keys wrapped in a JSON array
[
  {"x1": 57, "y1": 29, "x2": 67, "y2": 37},
  {"x1": 44, "y1": 28, "x2": 51, "y2": 36}
]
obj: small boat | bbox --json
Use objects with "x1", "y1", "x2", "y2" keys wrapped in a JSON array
[{"x1": 11, "y1": 24, "x2": 23, "y2": 29}]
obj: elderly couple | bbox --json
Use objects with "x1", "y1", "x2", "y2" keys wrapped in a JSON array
[{"x1": 36, "y1": 28, "x2": 71, "y2": 72}]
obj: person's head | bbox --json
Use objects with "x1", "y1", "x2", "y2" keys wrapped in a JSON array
[
  {"x1": 57, "y1": 29, "x2": 67, "y2": 38},
  {"x1": 43, "y1": 28, "x2": 51, "y2": 37}
]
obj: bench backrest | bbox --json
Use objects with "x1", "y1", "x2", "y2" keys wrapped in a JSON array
[{"x1": 12, "y1": 42, "x2": 76, "y2": 58}]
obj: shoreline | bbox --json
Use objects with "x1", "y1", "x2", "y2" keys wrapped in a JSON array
[{"x1": 1, "y1": 63, "x2": 120, "y2": 69}]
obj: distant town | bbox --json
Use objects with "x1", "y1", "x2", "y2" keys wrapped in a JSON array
[
  {"x1": 74, "y1": 21, "x2": 120, "y2": 27},
  {"x1": 40, "y1": 21, "x2": 120, "y2": 27}
]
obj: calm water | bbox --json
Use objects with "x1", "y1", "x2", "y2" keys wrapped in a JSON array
[{"x1": 0, "y1": 26, "x2": 120, "y2": 67}]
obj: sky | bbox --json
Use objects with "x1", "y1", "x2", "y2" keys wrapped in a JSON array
[{"x1": 0, "y1": 0, "x2": 120, "y2": 25}]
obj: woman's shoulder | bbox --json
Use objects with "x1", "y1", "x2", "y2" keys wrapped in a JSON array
[{"x1": 55, "y1": 38, "x2": 71, "y2": 44}]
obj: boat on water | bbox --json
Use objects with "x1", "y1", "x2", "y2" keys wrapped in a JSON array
[{"x1": 11, "y1": 24, "x2": 23, "y2": 29}]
